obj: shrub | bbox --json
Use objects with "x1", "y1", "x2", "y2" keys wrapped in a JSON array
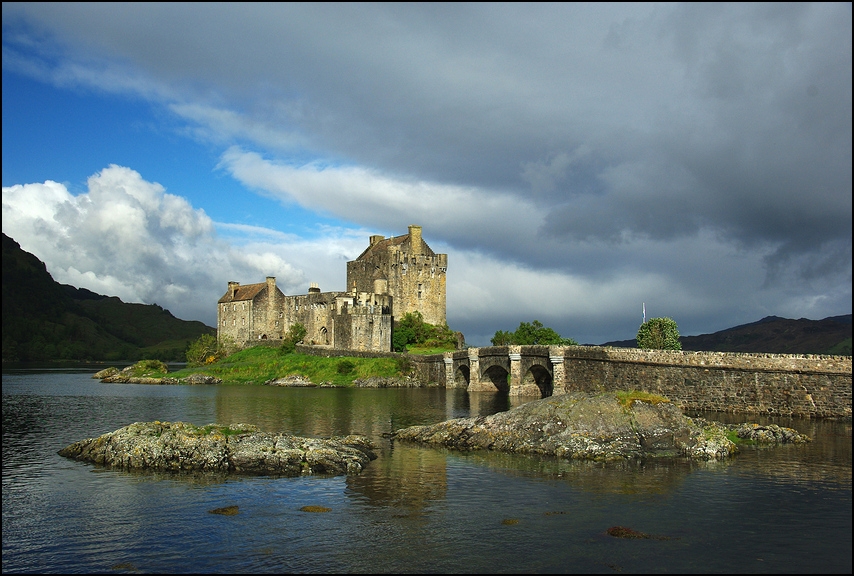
[
  {"x1": 395, "y1": 355, "x2": 413, "y2": 375},
  {"x1": 393, "y1": 312, "x2": 459, "y2": 352},
  {"x1": 636, "y1": 317, "x2": 682, "y2": 350},
  {"x1": 337, "y1": 359, "x2": 356, "y2": 374},
  {"x1": 186, "y1": 333, "x2": 237, "y2": 366},
  {"x1": 280, "y1": 323, "x2": 307, "y2": 354},
  {"x1": 490, "y1": 320, "x2": 578, "y2": 346},
  {"x1": 186, "y1": 334, "x2": 219, "y2": 367}
]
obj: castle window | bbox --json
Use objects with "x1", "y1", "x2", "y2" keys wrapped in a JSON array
[
  {"x1": 232, "y1": 304, "x2": 236, "y2": 311},
  {"x1": 242, "y1": 318, "x2": 245, "y2": 326},
  {"x1": 275, "y1": 320, "x2": 279, "y2": 326},
  {"x1": 222, "y1": 319, "x2": 226, "y2": 326},
  {"x1": 232, "y1": 320, "x2": 236, "y2": 326}
]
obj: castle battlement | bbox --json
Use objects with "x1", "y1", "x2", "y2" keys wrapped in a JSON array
[{"x1": 217, "y1": 225, "x2": 446, "y2": 352}]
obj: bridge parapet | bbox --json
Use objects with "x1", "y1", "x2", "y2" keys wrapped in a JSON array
[{"x1": 424, "y1": 345, "x2": 850, "y2": 417}]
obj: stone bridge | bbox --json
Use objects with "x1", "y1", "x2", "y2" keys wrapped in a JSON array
[
  {"x1": 299, "y1": 343, "x2": 851, "y2": 418},
  {"x1": 435, "y1": 345, "x2": 852, "y2": 418},
  {"x1": 443, "y1": 345, "x2": 563, "y2": 397}
]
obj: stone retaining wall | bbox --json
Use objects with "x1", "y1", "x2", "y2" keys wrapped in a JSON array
[{"x1": 557, "y1": 346, "x2": 851, "y2": 418}]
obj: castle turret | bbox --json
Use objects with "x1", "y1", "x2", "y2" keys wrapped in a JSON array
[{"x1": 408, "y1": 225, "x2": 422, "y2": 255}]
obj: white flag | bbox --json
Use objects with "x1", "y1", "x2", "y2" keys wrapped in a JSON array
[{"x1": 643, "y1": 303, "x2": 646, "y2": 324}]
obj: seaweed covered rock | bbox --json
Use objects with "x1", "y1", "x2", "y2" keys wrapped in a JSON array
[
  {"x1": 735, "y1": 423, "x2": 811, "y2": 443},
  {"x1": 392, "y1": 392, "x2": 739, "y2": 461},
  {"x1": 58, "y1": 421, "x2": 376, "y2": 476}
]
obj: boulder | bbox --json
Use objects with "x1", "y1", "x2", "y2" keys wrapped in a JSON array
[
  {"x1": 265, "y1": 374, "x2": 315, "y2": 387},
  {"x1": 353, "y1": 376, "x2": 414, "y2": 388},
  {"x1": 58, "y1": 421, "x2": 376, "y2": 476},
  {"x1": 392, "y1": 392, "x2": 806, "y2": 461}
]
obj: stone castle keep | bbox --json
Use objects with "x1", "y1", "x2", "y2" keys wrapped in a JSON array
[{"x1": 217, "y1": 225, "x2": 447, "y2": 351}]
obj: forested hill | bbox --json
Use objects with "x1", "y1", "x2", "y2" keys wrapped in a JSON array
[
  {"x1": 602, "y1": 314, "x2": 852, "y2": 356},
  {"x1": 2, "y1": 233, "x2": 215, "y2": 362}
]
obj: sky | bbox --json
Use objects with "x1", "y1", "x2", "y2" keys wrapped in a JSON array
[{"x1": 2, "y1": 3, "x2": 851, "y2": 347}]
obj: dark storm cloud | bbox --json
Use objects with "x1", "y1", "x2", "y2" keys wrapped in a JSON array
[{"x1": 2, "y1": 2, "x2": 850, "y2": 343}]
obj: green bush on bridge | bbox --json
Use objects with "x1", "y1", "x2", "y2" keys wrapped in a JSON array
[
  {"x1": 392, "y1": 311, "x2": 458, "y2": 353},
  {"x1": 490, "y1": 320, "x2": 578, "y2": 346},
  {"x1": 636, "y1": 317, "x2": 682, "y2": 350}
]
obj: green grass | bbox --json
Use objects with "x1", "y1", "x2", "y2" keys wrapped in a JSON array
[
  {"x1": 167, "y1": 346, "x2": 409, "y2": 386},
  {"x1": 826, "y1": 338, "x2": 852, "y2": 356},
  {"x1": 724, "y1": 428, "x2": 757, "y2": 445},
  {"x1": 406, "y1": 344, "x2": 455, "y2": 355},
  {"x1": 615, "y1": 390, "x2": 671, "y2": 409}
]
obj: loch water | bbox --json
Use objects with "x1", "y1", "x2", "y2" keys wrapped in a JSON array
[{"x1": 2, "y1": 366, "x2": 851, "y2": 574}]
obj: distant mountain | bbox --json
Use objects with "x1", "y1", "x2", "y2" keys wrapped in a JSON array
[
  {"x1": 2, "y1": 233, "x2": 215, "y2": 362},
  {"x1": 601, "y1": 314, "x2": 852, "y2": 356}
]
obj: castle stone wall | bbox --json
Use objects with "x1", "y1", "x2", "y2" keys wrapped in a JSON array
[{"x1": 346, "y1": 225, "x2": 447, "y2": 327}]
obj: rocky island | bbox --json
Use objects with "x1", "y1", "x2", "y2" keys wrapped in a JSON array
[
  {"x1": 58, "y1": 421, "x2": 377, "y2": 476},
  {"x1": 59, "y1": 392, "x2": 810, "y2": 477},
  {"x1": 391, "y1": 391, "x2": 810, "y2": 461}
]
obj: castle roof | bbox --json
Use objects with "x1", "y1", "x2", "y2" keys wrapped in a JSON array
[
  {"x1": 354, "y1": 232, "x2": 436, "y2": 260},
  {"x1": 218, "y1": 282, "x2": 268, "y2": 303}
]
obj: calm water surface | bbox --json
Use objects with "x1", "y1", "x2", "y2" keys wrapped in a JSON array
[{"x1": 2, "y1": 367, "x2": 851, "y2": 574}]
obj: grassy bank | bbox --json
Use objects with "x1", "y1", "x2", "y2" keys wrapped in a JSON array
[{"x1": 167, "y1": 346, "x2": 411, "y2": 385}]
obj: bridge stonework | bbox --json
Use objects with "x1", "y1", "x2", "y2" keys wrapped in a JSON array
[{"x1": 427, "y1": 345, "x2": 852, "y2": 418}]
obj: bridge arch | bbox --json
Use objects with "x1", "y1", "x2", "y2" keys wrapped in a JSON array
[
  {"x1": 519, "y1": 364, "x2": 553, "y2": 397},
  {"x1": 443, "y1": 347, "x2": 561, "y2": 397},
  {"x1": 454, "y1": 364, "x2": 470, "y2": 388},
  {"x1": 481, "y1": 364, "x2": 510, "y2": 393}
]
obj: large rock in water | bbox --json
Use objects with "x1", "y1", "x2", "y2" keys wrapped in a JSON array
[
  {"x1": 58, "y1": 421, "x2": 376, "y2": 476},
  {"x1": 393, "y1": 392, "x2": 748, "y2": 461}
]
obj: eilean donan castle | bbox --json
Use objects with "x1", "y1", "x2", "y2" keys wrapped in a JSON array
[{"x1": 217, "y1": 225, "x2": 447, "y2": 352}]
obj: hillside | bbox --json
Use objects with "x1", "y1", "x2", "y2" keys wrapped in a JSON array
[
  {"x1": 602, "y1": 315, "x2": 852, "y2": 356},
  {"x1": 2, "y1": 233, "x2": 215, "y2": 362}
]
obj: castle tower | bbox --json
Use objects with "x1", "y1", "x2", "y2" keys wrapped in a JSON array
[{"x1": 346, "y1": 225, "x2": 447, "y2": 326}]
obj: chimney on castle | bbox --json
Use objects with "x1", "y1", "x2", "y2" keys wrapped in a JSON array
[
  {"x1": 370, "y1": 234, "x2": 384, "y2": 246},
  {"x1": 266, "y1": 277, "x2": 276, "y2": 291},
  {"x1": 228, "y1": 281, "x2": 239, "y2": 298},
  {"x1": 408, "y1": 224, "x2": 422, "y2": 255},
  {"x1": 308, "y1": 282, "x2": 321, "y2": 293}
]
